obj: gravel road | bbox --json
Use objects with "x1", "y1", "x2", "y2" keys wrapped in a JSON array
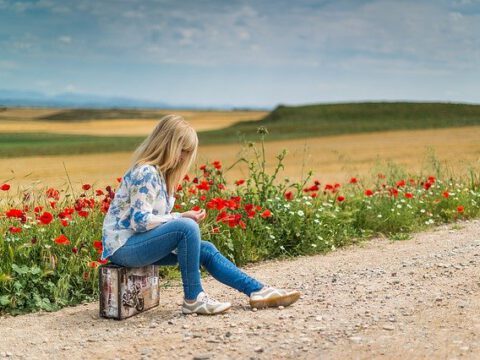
[{"x1": 1, "y1": 218, "x2": 479, "y2": 360}]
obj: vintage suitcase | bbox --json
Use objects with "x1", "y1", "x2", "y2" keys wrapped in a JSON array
[{"x1": 99, "y1": 264, "x2": 160, "y2": 320}]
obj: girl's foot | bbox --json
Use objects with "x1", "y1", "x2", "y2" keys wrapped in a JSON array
[
  {"x1": 249, "y1": 286, "x2": 301, "y2": 309},
  {"x1": 182, "y1": 291, "x2": 232, "y2": 315}
]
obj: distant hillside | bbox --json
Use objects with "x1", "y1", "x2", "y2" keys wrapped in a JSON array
[
  {"x1": 1, "y1": 102, "x2": 479, "y2": 158},
  {"x1": 197, "y1": 101, "x2": 480, "y2": 144}
]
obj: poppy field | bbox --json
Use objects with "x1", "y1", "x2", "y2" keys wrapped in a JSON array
[{"x1": 0, "y1": 130, "x2": 479, "y2": 316}]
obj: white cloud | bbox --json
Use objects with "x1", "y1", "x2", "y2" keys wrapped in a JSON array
[{"x1": 58, "y1": 35, "x2": 72, "y2": 44}]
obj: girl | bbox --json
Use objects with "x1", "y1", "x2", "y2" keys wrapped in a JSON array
[{"x1": 100, "y1": 114, "x2": 300, "y2": 315}]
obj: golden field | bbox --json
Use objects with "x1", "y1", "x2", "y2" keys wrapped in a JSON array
[
  {"x1": 0, "y1": 108, "x2": 267, "y2": 135},
  {"x1": 1, "y1": 124, "x2": 479, "y2": 193}
]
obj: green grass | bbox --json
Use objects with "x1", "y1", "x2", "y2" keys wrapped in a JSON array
[
  {"x1": 1, "y1": 102, "x2": 480, "y2": 158},
  {"x1": 0, "y1": 133, "x2": 144, "y2": 158}
]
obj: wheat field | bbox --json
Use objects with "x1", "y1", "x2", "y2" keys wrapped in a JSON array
[{"x1": 1, "y1": 125, "x2": 478, "y2": 193}]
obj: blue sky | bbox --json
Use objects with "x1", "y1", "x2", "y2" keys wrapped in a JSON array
[{"x1": 1, "y1": 0, "x2": 479, "y2": 108}]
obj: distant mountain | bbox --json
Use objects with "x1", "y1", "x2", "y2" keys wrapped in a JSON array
[{"x1": 0, "y1": 89, "x2": 270, "y2": 110}]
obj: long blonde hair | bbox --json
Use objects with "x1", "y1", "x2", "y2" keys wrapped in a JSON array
[{"x1": 128, "y1": 114, "x2": 198, "y2": 196}]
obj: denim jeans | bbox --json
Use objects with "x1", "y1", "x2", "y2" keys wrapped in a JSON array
[{"x1": 108, "y1": 217, "x2": 263, "y2": 300}]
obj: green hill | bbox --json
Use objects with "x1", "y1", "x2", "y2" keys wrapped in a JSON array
[{"x1": 197, "y1": 101, "x2": 480, "y2": 144}]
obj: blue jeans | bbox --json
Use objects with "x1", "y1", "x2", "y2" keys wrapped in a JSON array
[{"x1": 108, "y1": 217, "x2": 263, "y2": 300}]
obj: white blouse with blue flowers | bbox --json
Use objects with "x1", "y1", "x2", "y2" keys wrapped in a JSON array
[{"x1": 100, "y1": 163, "x2": 182, "y2": 260}]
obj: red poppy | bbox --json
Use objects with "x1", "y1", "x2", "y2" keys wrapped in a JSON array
[
  {"x1": 9, "y1": 226, "x2": 22, "y2": 234},
  {"x1": 174, "y1": 204, "x2": 182, "y2": 209},
  {"x1": 196, "y1": 180, "x2": 210, "y2": 191},
  {"x1": 199, "y1": 195, "x2": 206, "y2": 201},
  {"x1": 424, "y1": 182, "x2": 432, "y2": 190},
  {"x1": 49, "y1": 201, "x2": 56, "y2": 209},
  {"x1": 116, "y1": 177, "x2": 122, "y2": 183},
  {"x1": 78, "y1": 210, "x2": 89, "y2": 217},
  {"x1": 72, "y1": 247, "x2": 79, "y2": 254},
  {"x1": 183, "y1": 174, "x2": 190, "y2": 182},
  {"x1": 54, "y1": 234, "x2": 70, "y2": 245},
  {"x1": 349, "y1": 177, "x2": 358, "y2": 184},
  {"x1": 82, "y1": 184, "x2": 91, "y2": 191},
  {"x1": 61, "y1": 219, "x2": 69, "y2": 227},
  {"x1": 98, "y1": 259, "x2": 108, "y2": 265},
  {"x1": 378, "y1": 173, "x2": 386, "y2": 179},
  {"x1": 284, "y1": 191, "x2": 293, "y2": 201},
  {"x1": 217, "y1": 183, "x2": 226, "y2": 190},
  {"x1": 442, "y1": 191, "x2": 449, "y2": 198},
  {"x1": 212, "y1": 227, "x2": 220, "y2": 234},
  {"x1": 34, "y1": 206, "x2": 43, "y2": 213},
  {"x1": 212, "y1": 160, "x2": 222, "y2": 170},
  {"x1": 337, "y1": 195, "x2": 345, "y2": 202},
  {"x1": 427, "y1": 175, "x2": 436, "y2": 183},
  {"x1": 235, "y1": 179, "x2": 245, "y2": 186},
  {"x1": 192, "y1": 205, "x2": 201, "y2": 211},
  {"x1": 46, "y1": 187, "x2": 60, "y2": 200},
  {"x1": 6, "y1": 209, "x2": 24, "y2": 218},
  {"x1": 95, "y1": 189, "x2": 104, "y2": 196},
  {"x1": 457, "y1": 205, "x2": 464, "y2": 213},
  {"x1": 39, "y1": 211, "x2": 54, "y2": 225},
  {"x1": 405, "y1": 192, "x2": 413, "y2": 199},
  {"x1": 396, "y1": 179, "x2": 406, "y2": 188},
  {"x1": 177, "y1": 184, "x2": 183, "y2": 191},
  {"x1": 310, "y1": 193, "x2": 317, "y2": 198},
  {"x1": 314, "y1": 180, "x2": 321, "y2": 186},
  {"x1": 261, "y1": 210, "x2": 272, "y2": 218},
  {"x1": 1, "y1": 183, "x2": 10, "y2": 191},
  {"x1": 389, "y1": 188, "x2": 399, "y2": 197},
  {"x1": 87, "y1": 261, "x2": 99, "y2": 268},
  {"x1": 93, "y1": 240, "x2": 103, "y2": 250},
  {"x1": 364, "y1": 189, "x2": 374, "y2": 196}
]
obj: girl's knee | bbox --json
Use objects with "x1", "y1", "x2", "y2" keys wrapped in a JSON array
[
  {"x1": 200, "y1": 241, "x2": 219, "y2": 265},
  {"x1": 201, "y1": 240, "x2": 218, "y2": 254},
  {"x1": 174, "y1": 217, "x2": 200, "y2": 236}
]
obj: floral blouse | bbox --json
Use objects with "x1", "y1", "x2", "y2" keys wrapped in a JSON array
[{"x1": 100, "y1": 163, "x2": 181, "y2": 260}]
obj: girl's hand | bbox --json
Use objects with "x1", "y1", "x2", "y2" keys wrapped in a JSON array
[{"x1": 181, "y1": 209, "x2": 206, "y2": 223}]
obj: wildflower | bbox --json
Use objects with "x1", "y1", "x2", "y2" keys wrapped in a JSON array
[
  {"x1": 82, "y1": 184, "x2": 91, "y2": 191},
  {"x1": 389, "y1": 188, "x2": 399, "y2": 197},
  {"x1": 457, "y1": 205, "x2": 464, "y2": 213},
  {"x1": 196, "y1": 180, "x2": 210, "y2": 191},
  {"x1": 87, "y1": 261, "x2": 99, "y2": 268},
  {"x1": 405, "y1": 192, "x2": 413, "y2": 199},
  {"x1": 192, "y1": 205, "x2": 201, "y2": 211},
  {"x1": 284, "y1": 191, "x2": 294, "y2": 201},
  {"x1": 93, "y1": 240, "x2": 103, "y2": 250},
  {"x1": 9, "y1": 226, "x2": 22, "y2": 234},
  {"x1": 177, "y1": 184, "x2": 183, "y2": 191},
  {"x1": 95, "y1": 189, "x2": 105, "y2": 196},
  {"x1": 54, "y1": 234, "x2": 71, "y2": 245},
  {"x1": 116, "y1": 177, "x2": 122, "y2": 183},
  {"x1": 442, "y1": 191, "x2": 449, "y2": 198},
  {"x1": 72, "y1": 247, "x2": 79, "y2": 254},
  {"x1": 46, "y1": 187, "x2": 60, "y2": 200},
  {"x1": 1, "y1": 183, "x2": 10, "y2": 191},
  {"x1": 61, "y1": 219, "x2": 69, "y2": 227},
  {"x1": 296, "y1": 210, "x2": 304, "y2": 217},
  {"x1": 183, "y1": 174, "x2": 190, "y2": 182},
  {"x1": 235, "y1": 179, "x2": 245, "y2": 186},
  {"x1": 337, "y1": 195, "x2": 345, "y2": 202},
  {"x1": 349, "y1": 177, "x2": 358, "y2": 184},
  {"x1": 378, "y1": 173, "x2": 386, "y2": 179},
  {"x1": 396, "y1": 179, "x2": 406, "y2": 188},
  {"x1": 6, "y1": 209, "x2": 24, "y2": 218},
  {"x1": 39, "y1": 211, "x2": 54, "y2": 225},
  {"x1": 212, "y1": 227, "x2": 220, "y2": 234},
  {"x1": 78, "y1": 210, "x2": 89, "y2": 217},
  {"x1": 261, "y1": 210, "x2": 272, "y2": 218},
  {"x1": 364, "y1": 189, "x2": 374, "y2": 196},
  {"x1": 310, "y1": 193, "x2": 317, "y2": 198},
  {"x1": 212, "y1": 160, "x2": 222, "y2": 170}
]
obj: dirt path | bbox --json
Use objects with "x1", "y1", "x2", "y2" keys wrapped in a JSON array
[{"x1": 1, "y1": 219, "x2": 479, "y2": 360}]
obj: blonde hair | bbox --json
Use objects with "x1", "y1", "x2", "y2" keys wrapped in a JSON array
[{"x1": 128, "y1": 114, "x2": 198, "y2": 196}]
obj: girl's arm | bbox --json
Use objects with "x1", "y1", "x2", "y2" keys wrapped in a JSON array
[{"x1": 129, "y1": 165, "x2": 181, "y2": 232}]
